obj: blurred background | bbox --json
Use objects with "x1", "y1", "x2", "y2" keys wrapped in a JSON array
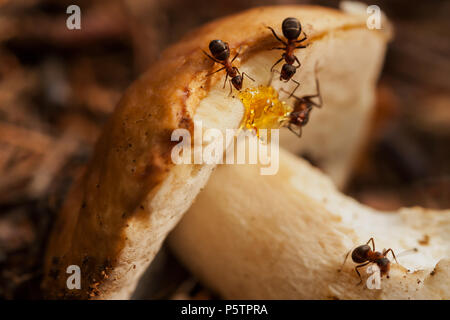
[{"x1": 0, "y1": 0, "x2": 449, "y2": 299}]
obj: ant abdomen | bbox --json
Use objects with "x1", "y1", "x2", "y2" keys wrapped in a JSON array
[
  {"x1": 209, "y1": 40, "x2": 229, "y2": 61},
  {"x1": 351, "y1": 244, "x2": 371, "y2": 263},
  {"x1": 231, "y1": 75, "x2": 243, "y2": 90},
  {"x1": 282, "y1": 17, "x2": 302, "y2": 40},
  {"x1": 281, "y1": 64, "x2": 296, "y2": 81}
]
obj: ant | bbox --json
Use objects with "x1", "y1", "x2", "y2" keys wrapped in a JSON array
[
  {"x1": 267, "y1": 17, "x2": 308, "y2": 96},
  {"x1": 340, "y1": 238, "x2": 399, "y2": 285},
  {"x1": 203, "y1": 40, "x2": 254, "y2": 95},
  {"x1": 280, "y1": 72, "x2": 322, "y2": 137}
]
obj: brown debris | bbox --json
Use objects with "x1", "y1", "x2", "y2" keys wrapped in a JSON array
[{"x1": 418, "y1": 234, "x2": 430, "y2": 246}]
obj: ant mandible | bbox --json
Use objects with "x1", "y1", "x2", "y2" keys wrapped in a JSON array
[
  {"x1": 267, "y1": 17, "x2": 308, "y2": 95},
  {"x1": 280, "y1": 72, "x2": 322, "y2": 137},
  {"x1": 203, "y1": 40, "x2": 254, "y2": 95},
  {"x1": 340, "y1": 237, "x2": 399, "y2": 285}
]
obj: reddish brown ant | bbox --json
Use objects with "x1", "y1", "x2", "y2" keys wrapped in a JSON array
[
  {"x1": 280, "y1": 72, "x2": 322, "y2": 137},
  {"x1": 267, "y1": 17, "x2": 308, "y2": 96},
  {"x1": 203, "y1": 40, "x2": 254, "y2": 95},
  {"x1": 340, "y1": 238, "x2": 399, "y2": 285}
]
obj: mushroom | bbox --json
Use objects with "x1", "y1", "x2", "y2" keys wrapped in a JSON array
[{"x1": 42, "y1": 5, "x2": 392, "y2": 299}]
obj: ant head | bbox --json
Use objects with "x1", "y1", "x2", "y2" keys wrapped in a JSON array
[
  {"x1": 209, "y1": 40, "x2": 230, "y2": 61},
  {"x1": 377, "y1": 257, "x2": 390, "y2": 275},
  {"x1": 280, "y1": 64, "x2": 296, "y2": 81},
  {"x1": 298, "y1": 109, "x2": 310, "y2": 125},
  {"x1": 231, "y1": 75, "x2": 243, "y2": 90},
  {"x1": 282, "y1": 17, "x2": 301, "y2": 40},
  {"x1": 352, "y1": 244, "x2": 371, "y2": 263},
  {"x1": 290, "y1": 109, "x2": 309, "y2": 127}
]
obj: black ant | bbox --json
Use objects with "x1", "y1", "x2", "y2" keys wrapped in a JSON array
[
  {"x1": 340, "y1": 238, "x2": 399, "y2": 285},
  {"x1": 267, "y1": 17, "x2": 308, "y2": 95},
  {"x1": 203, "y1": 40, "x2": 254, "y2": 95},
  {"x1": 280, "y1": 72, "x2": 322, "y2": 137}
]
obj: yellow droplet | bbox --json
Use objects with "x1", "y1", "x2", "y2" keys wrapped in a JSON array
[{"x1": 239, "y1": 86, "x2": 292, "y2": 137}]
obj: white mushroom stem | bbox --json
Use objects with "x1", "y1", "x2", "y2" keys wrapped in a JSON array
[{"x1": 169, "y1": 146, "x2": 450, "y2": 299}]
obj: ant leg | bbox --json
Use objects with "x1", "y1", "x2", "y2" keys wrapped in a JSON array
[
  {"x1": 231, "y1": 48, "x2": 241, "y2": 63},
  {"x1": 287, "y1": 124, "x2": 302, "y2": 137},
  {"x1": 232, "y1": 67, "x2": 255, "y2": 82},
  {"x1": 383, "y1": 248, "x2": 399, "y2": 264},
  {"x1": 295, "y1": 44, "x2": 308, "y2": 49},
  {"x1": 270, "y1": 57, "x2": 284, "y2": 72},
  {"x1": 338, "y1": 249, "x2": 352, "y2": 272},
  {"x1": 269, "y1": 47, "x2": 286, "y2": 50},
  {"x1": 206, "y1": 66, "x2": 226, "y2": 77},
  {"x1": 289, "y1": 79, "x2": 300, "y2": 98},
  {"x1": 296, "y1": 33, "x2": 307, "y2": 43},
  {"x1": 313, "y1": 76, "x2": 322, "y2": 108},
  {"x1": 223, "y1": 73, "x2": 229, "y2": 89},
  {"x1": 271, "y1": 69, "x2": 288, "y2": 82},
  {"x1": 281, "y1": 89, "x2": 321, "y2": 112},
  {"x1": 267, "y1": 69, "x2": 275, "y2": 85},
  {"x1": 280, "y1": 87, "x2": 304, "y2": 102},
  {"x1": 268, "y1": 69, "x2": 283, "y2": 86},
  {"x1": 294, "y1": 56, "x2": 302, "y2": 69},
  {"x1": 366, "y1": 238, "x2": 375, "y2": 251},
  {"x1": 355, "y1": 262, "x2": 371, "y2": 285},
  {"x1": 302, "y1": 97, "x2": 321, "y2": 109},
  {"x1": 272, "y1": 70, "x2": 281, "y2": 76},
  {"x1": 266, "y1": 26, "x2": 287, "y2": 46},
  {"x1": 228, "y1": 80, "x2": 233, "y2": 97},
  {"x1": 202, "y1": 50, "x2": 222, "y2": 63},
  {"x1": 298, "y1": 71, "x2": 322, "y2": 108},
  {"x1": 242, "y1": 72, "x2": 255, "y2": 82},
  {"x1": 279, "y1": 88, "x2": 293, "y2": 98},
  {"x1": 300, "y1": 85, "x2": 322, "y2": 109}
]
